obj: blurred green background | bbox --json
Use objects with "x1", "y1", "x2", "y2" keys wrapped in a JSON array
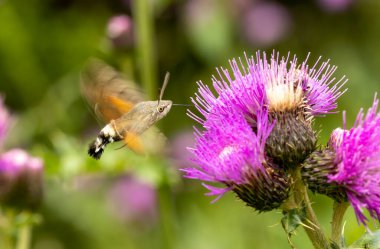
[{"x1": 0, "y1": 0, "x2": 379, "y2": 248}]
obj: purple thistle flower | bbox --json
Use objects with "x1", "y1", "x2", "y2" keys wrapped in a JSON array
[
  {"x1": 187, "y1": 52, "x2": 346, "y2": 169},
  {"x1": 185, "y1": 106, "x2": 290, "y2": 211},
  {"x1": 184, "y1": 108, "x2": 272, "y2": 193},
  {"x1": 189, "y1": 51, "x2": 346, "y2": 130},
  {"x1": 328, "y1": 95, "x2": 380, "y2": 225},
  {"x1": 184, "y1": 51, "x2": 348, "y2": 209},
  {"x1": 184, "y1": 51, "x2": 347, "y2": 210}
]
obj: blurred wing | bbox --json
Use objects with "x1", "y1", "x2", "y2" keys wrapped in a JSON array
[
  {"x1": 140, "y1": 126, "x2": 167, "y2": 155},
  {"x1": 123, "y1": 132, "x2": 144, "y2": 154},
  {"x1": 80, "y1": 58, "x2": 145, "y2": 123},
  {"x1": 121, "y1": 125, "x2": 167, "y2": 155}
]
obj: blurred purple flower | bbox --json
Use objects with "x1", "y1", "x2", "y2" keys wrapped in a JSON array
[
  {"x1": 241, "y1": 2, "x2": 292, "y2": 47},
  {"x1": 0, "y1": 96, "x2": 11, "y2": 147},
  {"x1": 0, "y1": 148, "x2": 44, "y2": 210},
  {"x1": 106, "y1": 15, "x2": 133, "y2": 48},
  {"x1": 317, "y1": 0, "x2": 354, "y2": 12},
  {"x1": 328, "y1": 96, "x2": 380, "y2": 225},
  {"x1": 107, "y1": 176, "x2": 157, "y2": 223},
  {"x1": 0, "y1": 149, "x2": 40, "y2": 173},
  {"x1": 169, "y1": 130, "x2": 196, "y2": 168}
]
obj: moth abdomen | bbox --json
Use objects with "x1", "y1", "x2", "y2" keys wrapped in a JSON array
[
  {"x1": 88, "y1": 140, "x2": 105, "y2": 160},
  {"x1": 88, "y1": 123, "x2": 122, "y2": 160}
]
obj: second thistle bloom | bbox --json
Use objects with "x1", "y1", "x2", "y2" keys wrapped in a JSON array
[
  {"x1": 302, "y1": 96, "x2": 380, "y2": 225},
  {"x1": 184, "y1": 51, "x2": 345, "y2": 211}
]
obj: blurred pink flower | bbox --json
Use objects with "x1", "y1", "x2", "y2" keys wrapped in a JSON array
[
  {"x1": 106, "y1": 15, "x2": 134, "y2": 48},
  {"x1": 0, "y1": 96, "x2": 11, "y2": 147},
  {"x1": 169, "y1": 130, "x2": 196, "y2": 168},
  {"x1": 317, "y1": 0, "x2": 354, "y2": 12},
  {"x1": 0, "y1": 148, "x2": 44, "y2": 210},
  {"x1": 107, "y1": 176, "x2": 157, "y2": 224},
  {"x1": 241, "y1": 2, "x2": 291, "y2": 47}
]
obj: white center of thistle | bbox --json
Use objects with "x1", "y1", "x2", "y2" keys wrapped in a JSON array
[
  {"x1": 219, "y1": 146, "x2": 235, "y2": 160},
  {"x1": 266, "y1": 80, "x2": 303, "y2": 112}
]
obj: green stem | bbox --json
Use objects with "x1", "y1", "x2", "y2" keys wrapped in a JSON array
[
  {"x1": 157, "y1": 183, "x2": 174, "y2": 249},
  {"x1": 16, "y1": 222, "x2": 31, "y2": 249},
  {"x1": 132, "y1": 0, "x2": 157, "y2": 99},
  {"x1": 331, "y1": 201, "x2": 349, "y2": 246},
  {"x1": 290, "y1": 169, "x2": 330, "y2": 249},
  {"x1": 0, "y1": 208, "x2": 14, "y2": 249}
]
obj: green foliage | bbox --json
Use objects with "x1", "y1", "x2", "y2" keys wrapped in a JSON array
[{"x1": 348, "y1": 230, "x2": 380, "y2": 249}]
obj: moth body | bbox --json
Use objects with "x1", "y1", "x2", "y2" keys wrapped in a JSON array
[
  {"x1": 88, "y1": 100, "x2": 172, "y2": 159},
  {"x1": 81, "y1": 58, "x2": 172, "y2": 159}
]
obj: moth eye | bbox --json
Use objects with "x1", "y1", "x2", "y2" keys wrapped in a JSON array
[{"x1": 158, "y1": 107, "x2": 165, "y2": 113}]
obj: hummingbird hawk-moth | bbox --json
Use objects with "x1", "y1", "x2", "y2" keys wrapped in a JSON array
[{"x1": 80, "y1": 59, "x2": 172, "y2": 159}]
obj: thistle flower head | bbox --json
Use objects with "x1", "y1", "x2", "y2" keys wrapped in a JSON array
[
  {"x1": 184, "y1": 106, "x2": 290, "y2": 211},
  {"x1": 328, "y1": 96, "x2": 380, "y2": 225},
  {"x1": 303, "y1": 95, "x2": 380, "y2": 226},
  {"x1": 185, "y1": 105, "x2": 271, "y2": 186}
]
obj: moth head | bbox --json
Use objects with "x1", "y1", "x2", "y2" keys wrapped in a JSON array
[{"x1": 156, "y1": 100, "x2": 172, "y2": 118}]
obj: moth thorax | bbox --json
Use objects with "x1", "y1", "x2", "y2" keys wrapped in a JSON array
[
  {"x1": 266, "y1": 82, "x2": 304, "y2": 112},
  {"x1": 101, "y1": 122, "x2": 126, "y2": 140}
]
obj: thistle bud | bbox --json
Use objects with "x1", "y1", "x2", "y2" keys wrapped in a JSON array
[
  {"x1": 266, "y1": 109, "x2": 317, "y2": 168},
  {"x1": 301, "y1": 149, "x2": 347, "y2": 203},
  {"x1": 231, "y1": 162, "x2": 290, "y2": 211},
  {"x1": 0, "y1": 149, "x2": 44, "y2": 210}
]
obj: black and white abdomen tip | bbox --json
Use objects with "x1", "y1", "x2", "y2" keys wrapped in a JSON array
[{"x1": 88, "y1": 123, "x2": 120, "y2": 160}]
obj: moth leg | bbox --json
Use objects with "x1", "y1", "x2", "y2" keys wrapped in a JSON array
[{"x1": 110, "y1": 120, "x2": 123, "y2": 138}]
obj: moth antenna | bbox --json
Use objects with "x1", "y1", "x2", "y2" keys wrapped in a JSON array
[{"x1": 158, "y1": 72, "x2": 170, "y2": 105}]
